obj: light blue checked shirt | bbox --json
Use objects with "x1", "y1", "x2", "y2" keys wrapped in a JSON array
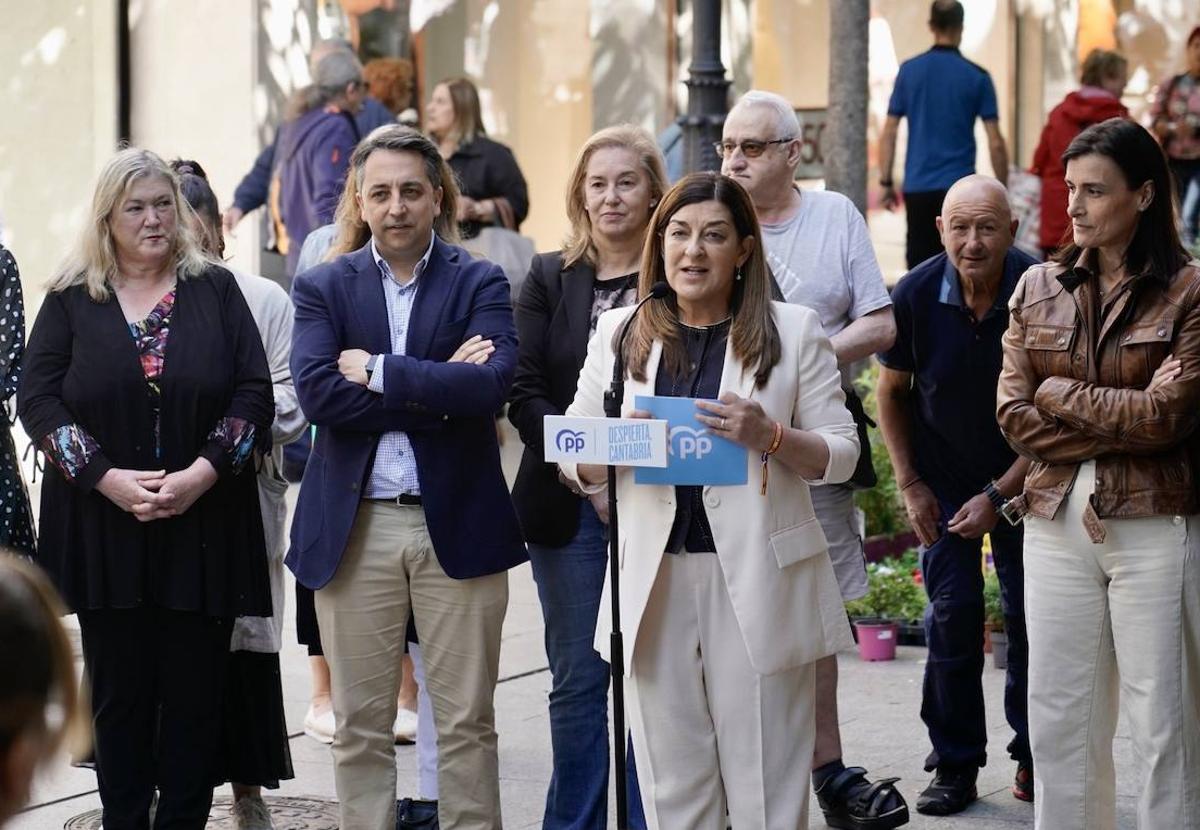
[{"x1": 364, "y1": 234, "x2": 435, "y2": 498}]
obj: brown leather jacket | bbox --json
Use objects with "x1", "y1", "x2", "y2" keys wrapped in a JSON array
[{"x1": 997, "y1": 256, "x2": 1200, "y2": 531}]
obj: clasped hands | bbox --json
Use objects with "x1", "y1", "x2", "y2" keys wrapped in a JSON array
[
  {"x1": 96, "y1": 458, "x2": 219, "y2": 522},
  {"x1": 338, "y1": 335, "x2": 496, "y2": 386}
]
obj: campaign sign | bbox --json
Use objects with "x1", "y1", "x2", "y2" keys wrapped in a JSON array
[
  {"x1": 633, "y1": 396, "x2": 749, "y2": 486},
  {"x1": 542, "y1": 415, "x2": 668, "y2": 468}
]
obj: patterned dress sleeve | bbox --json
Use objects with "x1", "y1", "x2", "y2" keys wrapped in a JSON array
[
  {"x1": 40, "y1": 423, "x2": 103, "y2": 484},
  {"x1": 203, "y1": 416, "x2": 259, "y2": 474}
]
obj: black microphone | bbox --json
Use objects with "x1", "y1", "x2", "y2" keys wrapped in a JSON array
[{"x1": 605, "y1": 282, "x2": 671, "y2": 418}]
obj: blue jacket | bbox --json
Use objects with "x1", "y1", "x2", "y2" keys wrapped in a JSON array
[{"x1": 286, "y1": 238, "x2": 528, "y2": 589}]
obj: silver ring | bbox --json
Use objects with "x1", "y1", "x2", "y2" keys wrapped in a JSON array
[{"x1": 721, "y1": 417, "x2": 728, "y2": 430}]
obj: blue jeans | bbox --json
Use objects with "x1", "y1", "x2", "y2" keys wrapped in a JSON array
[
  {"x1": 529, "y1": 500, "x2": 646, "y2": 830},
  {"x1": 919, "y1": 495, "x2": 1029, "y2": 772}
]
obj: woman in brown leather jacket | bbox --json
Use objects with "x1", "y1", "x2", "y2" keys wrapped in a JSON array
[{"x1": 997, "y1": 117, "x2": 1200, "y2": 830}]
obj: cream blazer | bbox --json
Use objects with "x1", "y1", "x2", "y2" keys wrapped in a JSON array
[{"x1": 561, "y1": 302, "x2": 858, "y2": 677}]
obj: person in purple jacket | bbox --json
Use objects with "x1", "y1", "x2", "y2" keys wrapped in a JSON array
[
  {"x1": 222, "y1": 38, "x2": 395, "y2": 246},
  {"x1": 275, "y1": 49, "x2": 366, "y2": 277}
]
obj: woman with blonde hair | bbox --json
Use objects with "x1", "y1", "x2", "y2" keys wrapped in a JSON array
[
  {"x1": 509, "y1": 123, "x2": 666, "y2": 828},
  {"x1": 0, "y1": 553, "x2": 88, "y2": 827},
  {"x1": 425, "y1": 76, "x2": 529, "y2": 239},
  {"x1": 19, "y1": 147, "x2": 273, "y2": 829},
  {"x1": 559, "y1": 172, "x2": 858, "y2": 828}
]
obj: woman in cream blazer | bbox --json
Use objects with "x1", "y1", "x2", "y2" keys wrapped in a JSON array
[{"x1": 560, "y1": 172, "x2": 857, "y2": 830}]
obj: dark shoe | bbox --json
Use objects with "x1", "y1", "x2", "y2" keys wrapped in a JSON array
[
  {"x1": 1012, "y1": 762, "x2": 1034, "y2": 802},
  {"x1": 915, "y1": 767, "x2": 978, "y2": 816},
  {"x1": 815, "y1": 765, "x2": 910, "y2": 829},
  {"x1": 397, "y1": 798, "x2": 438, "y2": 830}
]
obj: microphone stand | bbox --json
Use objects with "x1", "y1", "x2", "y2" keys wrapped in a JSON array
[
  {"x1": 603, "y1": 358, "x2": 630, "y2": 830},
  {"x1": 603, "y1": 284, "x2": 667, "y2": 829}
]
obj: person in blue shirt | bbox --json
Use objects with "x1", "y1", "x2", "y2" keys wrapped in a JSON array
[
  {"x1": 876, "y1": 175, "x2": 1037, "y2": 816},
  {"x1": 878, "y1": 0, "x2": 1010, "y2": 269}
]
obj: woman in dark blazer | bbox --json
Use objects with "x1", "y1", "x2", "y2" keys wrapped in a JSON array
[
  {"x1": 426, "y1": 76, "x2": 529, "y2": 239},
  {"x1": 18, "y1": 148, "x2": 273, "y2": 830},
  {"x1": 508, "y1": 124, "x2": 665, "y2": 829}
]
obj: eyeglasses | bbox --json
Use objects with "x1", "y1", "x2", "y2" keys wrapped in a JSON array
[{"x1": 712, "y1": 138, "x2": 795, "y2": 159}]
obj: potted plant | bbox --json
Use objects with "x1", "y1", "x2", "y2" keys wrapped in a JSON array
[
  {"x1": 853, "y1": 364, "x2": 919, "y2": 562},
  {"x1": 983, "y1": 569, "x2": 1007, "y2": 669},
  {"x1": 845, "y1": 551, "x2": 928, "y2": 661}
]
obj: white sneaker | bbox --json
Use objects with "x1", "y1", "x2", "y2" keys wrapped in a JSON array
[
  {"x1": 304, "y1": 704, "x2": 335, "y2": 744},
  {"x1": 232, "y1": 795, "x2": 275, "y2": 830},
  {"x1": 393, "y1": 707, "x2": 418, "y2": 744}
]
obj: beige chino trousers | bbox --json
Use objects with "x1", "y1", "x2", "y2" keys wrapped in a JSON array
[
  {"x1": 315, "y1": 501, "x2": 509, "y2": 830},
  {"x1": 625, "y1": 552, "x2": 816, "y2": 830},
  {"x1": 1024, "y1": 461, "x2": 1200, "y2": 830}
]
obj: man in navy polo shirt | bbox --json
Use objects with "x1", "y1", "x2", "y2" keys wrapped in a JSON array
[
  {"x1": 876, "y1": 175, "x2": 1036, "y2": 816},
  {"x1": 879, "y1": 0, "x2": 1010, "y2": 269}
]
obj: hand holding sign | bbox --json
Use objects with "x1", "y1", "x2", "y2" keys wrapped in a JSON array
[
  {"x1": 634, "y1": 396, "x2": 748, "y2": 486},
  {"x1": 694, "y1": 393, "x2": 776, "y2": 453}
]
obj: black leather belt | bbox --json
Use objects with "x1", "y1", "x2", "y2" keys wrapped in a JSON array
[{"x1": 371, "y1": 494, "x2": 423, "y2": 506}]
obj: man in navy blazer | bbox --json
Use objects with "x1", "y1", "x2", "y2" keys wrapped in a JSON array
[{"x1": 288, "y1": 125, "x2": 526, "y2": 830}]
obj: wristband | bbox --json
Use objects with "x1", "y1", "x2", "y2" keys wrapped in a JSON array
[
  {"x1": 760, "y1": 421, "x2": 784, "y2": 496},
  {"x1": 899, "y1": 476, "x2": 922, "y2": 491}
]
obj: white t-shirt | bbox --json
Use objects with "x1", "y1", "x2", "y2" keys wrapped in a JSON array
[{"x1": 759, "y1": 189, "x2": 891, "y2": 340}]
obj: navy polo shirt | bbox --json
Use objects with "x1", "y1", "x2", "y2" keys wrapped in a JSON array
[
  {"x1": 877, "y1": 248, "x2": 1039, "y2": 505},
  {"x1": 887, "y1": 46, "x2": 999, "y2": 193}
]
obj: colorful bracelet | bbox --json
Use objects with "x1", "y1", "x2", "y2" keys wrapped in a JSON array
[{"x1": 760, "y1": 421, "x2": 785, "y2": 496}]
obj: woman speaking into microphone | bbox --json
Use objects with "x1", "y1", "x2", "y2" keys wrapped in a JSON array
[{"x1": 559, "y1": 171, "x2": 858, "y2": 829}]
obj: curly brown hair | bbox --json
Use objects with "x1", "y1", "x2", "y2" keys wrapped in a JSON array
[{"x1": 363, "y1": 57, "x2": 415, "y2": 115}]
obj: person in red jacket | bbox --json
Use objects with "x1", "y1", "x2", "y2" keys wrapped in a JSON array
[{"x1": 1031, "y1": 49, "x2": 1129, "y2": 257}]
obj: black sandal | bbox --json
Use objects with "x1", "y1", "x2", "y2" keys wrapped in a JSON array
[{"x1": 815, "y1": 766, "x2": 910, "y2": 830}]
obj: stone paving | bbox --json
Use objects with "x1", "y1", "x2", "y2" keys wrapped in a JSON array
[{"x1": 11, "y1": 424, "x2": 1143, "y2": 829}]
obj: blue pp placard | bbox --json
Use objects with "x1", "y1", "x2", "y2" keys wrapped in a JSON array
[{"x1": 633, "y1": 395, "x2": 748, "y2": 486}]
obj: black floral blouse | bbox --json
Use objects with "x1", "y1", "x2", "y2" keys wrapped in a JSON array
[{"x1": 0, "y1": 245, "x2": 36, "y2": 556}]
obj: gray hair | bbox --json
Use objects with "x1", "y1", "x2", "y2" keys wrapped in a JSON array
[
  {"x1": 310, "y1": 37, "x2": 355, "y2": 72},
  {"x1": 728, "y1": 90, "x2": 801, "y2": 140},
  {"x1": 286, "y1": 50, "x2": 363, "y2": 119},
  {"x1": 328, "y1": 125, "x2": 461, "y2": 258},
  {"x1": 314, "y1": 49, "x2": 362, "y2": 95}
]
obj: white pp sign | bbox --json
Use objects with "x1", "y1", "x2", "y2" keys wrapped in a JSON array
[{"x1": 542, "y1": 416, "x2": 668, "y2": 468}]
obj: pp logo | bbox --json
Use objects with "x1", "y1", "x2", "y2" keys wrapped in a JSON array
[
  {"x1": 669, "y1": 425, "x2": 712, "y2": 460},
  {"x1": 555, "y1": 429, "x2": 587, "y2": 454}
]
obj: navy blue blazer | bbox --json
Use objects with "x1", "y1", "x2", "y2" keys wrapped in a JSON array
[{"x1": 286, "y1": 237, "x2": 528, "y2": 589}]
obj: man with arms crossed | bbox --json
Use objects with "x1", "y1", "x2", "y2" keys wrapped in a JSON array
[
  {"x1": 288, "y1": 125, "x2": 527, "y2": 830},
  {"x1": 721, "y1": 90, "x2": 905, "y2": 830}
]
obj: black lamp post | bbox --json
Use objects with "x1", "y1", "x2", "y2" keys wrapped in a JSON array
[{"x1": 680, "y1": 0, "x2": 730, "y2": 174}]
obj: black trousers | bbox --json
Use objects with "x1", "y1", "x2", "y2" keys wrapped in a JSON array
[
  {"x1": 919, "y1": 501, "x2": 1029, "y2": 772},
  {"x1": 78, "y1": 606, "x2": 233, "y2": 830},
  {"x1": 904, "y1": 189, "x2": 949, "y2": 269}
]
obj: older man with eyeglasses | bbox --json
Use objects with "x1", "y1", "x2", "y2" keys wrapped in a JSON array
[{"x1": 721, "y1": 89, "x2": 906, "y2": 830}]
